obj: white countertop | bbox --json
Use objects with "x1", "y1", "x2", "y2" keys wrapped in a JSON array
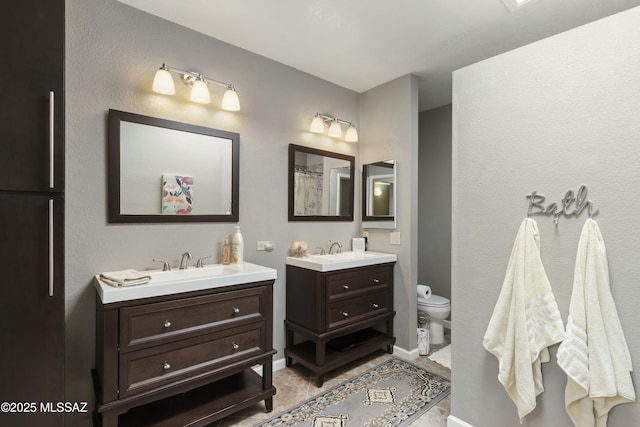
[
  {"x1": 285, "y1": 251, "x2": 397, "y2": 272},
  {"x1": 95, "y1": 262, "x2": 277, "y2": 304}
]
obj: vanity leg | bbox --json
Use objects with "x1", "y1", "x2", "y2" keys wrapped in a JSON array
[
  {"x1": 386, "y1": 317, "x2": 395, "y2": 353},
  {"x1": 315, "y1": 337, "x2": 326, "y2": 366},
  {"x1": 262, "y1": 359, "x2": 273, "y2": 390},
  {"x1": 285, "y1": 326, "x2": 294, "y2": 367},
  {"x1": 316, "y1": 374, "x2": 325, "y2": 388},
  {"x1": 265, "y1": 397, "x2": 273, "y2": 412}
]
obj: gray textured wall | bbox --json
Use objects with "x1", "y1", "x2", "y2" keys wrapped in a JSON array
[
  {"x1": 360, "y1": 75, "x2": 420, "y2": 350},
  {"x1": 65, "y1": 1, "x2": 361, "y2": 424},
  {"x1": 418, "y1": 105, "x2": 452, "y2": 301},
  {"x1": 451, "y1": 6, "x2": 640, "y2": 427}
]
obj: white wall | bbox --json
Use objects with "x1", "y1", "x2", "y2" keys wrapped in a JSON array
[
  {"x1": 66, "y1": 1, "x2": 361, "y2": 425},
  {"x1": 360, "y1": 75, "x2": 420, "y2": 350},
  {"x1": 452, "y1": 6, "x2": 640, "y2": 427}
]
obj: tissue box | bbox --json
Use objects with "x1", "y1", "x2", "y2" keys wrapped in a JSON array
[{"x1": 352, "y1": 238, "x2": 366, "y2": 252}]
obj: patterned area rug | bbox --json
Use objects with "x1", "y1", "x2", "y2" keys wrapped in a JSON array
[{"x1": 256, "y1": 358, "x2": 450, "y2": 427}]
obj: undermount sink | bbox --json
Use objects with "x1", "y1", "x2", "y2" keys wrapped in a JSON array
[
  {"x1": 286, "y1": 251, "x2": 397, "y2": 272},
  {"x1": 95, "y1": 262, "x2": 277, "y2": 303}
]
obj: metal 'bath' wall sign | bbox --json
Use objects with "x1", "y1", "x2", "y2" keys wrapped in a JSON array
[{"x1": 526, "y1": 185, "x2": 598, "y2": 225}]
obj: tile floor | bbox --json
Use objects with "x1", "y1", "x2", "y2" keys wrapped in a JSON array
[{"x1": 209, "y1": 333, "x2": 451, "y2": 427}]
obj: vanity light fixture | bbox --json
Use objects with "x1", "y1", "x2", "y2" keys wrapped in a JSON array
[
  {"x1": 309, "y1": 113, "x2": 358, "y2": 142},
  {"x1": 152, "y1": 63, "x2": 240, "y2": 111}
]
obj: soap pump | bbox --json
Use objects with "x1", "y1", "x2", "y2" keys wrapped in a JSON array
[
  {"x1": 232, "y1": 226, "x2": 244, "y2": 263},
  {"x1": 222, "y1": 235, "x2": 231, "y2": 265}
]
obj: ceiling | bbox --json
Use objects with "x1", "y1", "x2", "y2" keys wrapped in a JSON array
[{"x1": 117, "y1": 0, "x2": 640, "y2": 111}]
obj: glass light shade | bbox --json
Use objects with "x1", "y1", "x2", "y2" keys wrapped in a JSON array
[
  {"x1": 328, "y1": 120, "x2": 342, "y2": 138},
  {"x1": 310, "y1": 116, "x2": 325, "y2": 133},
  {"x1": 190, "y1": 79, "x2": 211, "y2": 104},
  {"x1": 221, "y1": 87, "x2": 240, "y2": 111},
  {"x1": 152, "y1": 68, "x2": 175, "y2": 95},
  {"x1": 344, "y1": 125, "x2": 358, "y2": 142}
]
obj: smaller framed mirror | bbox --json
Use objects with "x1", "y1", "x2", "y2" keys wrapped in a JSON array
[
  {"x1": 108, "y1": 110, "x2": 239, "y2": 223},
  {"x1": 362, "y1": 160, "x2": 396, "y2": 229},
  {"x1": 288, "y1": 144, "x2": 355, "y2": 221}
]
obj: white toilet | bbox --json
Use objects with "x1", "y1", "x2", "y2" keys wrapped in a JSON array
[{"x1": 417, "y1": 285, "x2": 451, "y2": 345}]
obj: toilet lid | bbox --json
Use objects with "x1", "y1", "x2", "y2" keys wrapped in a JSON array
[{"x1": 418, "y1": 294, "x2": 450, "y2": 306}]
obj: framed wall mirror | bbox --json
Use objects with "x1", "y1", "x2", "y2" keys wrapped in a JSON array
[
  {"x1": 288, "y1": 144, "x2": 355, "y2": 221},
  {"x1": 108, "y1": 109, "x2": 239, "y2": 223},
  {"x1": 362, "y1": 160, "x2": 396, "y2": 229}
]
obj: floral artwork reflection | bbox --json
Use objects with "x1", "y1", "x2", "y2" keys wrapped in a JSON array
[{"x1": 162, "y1": 174, "x2": 193, "y2": 214}]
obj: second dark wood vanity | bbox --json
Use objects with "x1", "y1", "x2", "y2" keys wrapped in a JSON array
[{"x1": 285, "y1": 262, "x2": 396, "y2": 386}]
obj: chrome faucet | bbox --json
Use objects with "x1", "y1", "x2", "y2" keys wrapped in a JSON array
[
  {"x1": 179, "y1": 251, "x2": 192, "y2": 269},
  {"x1": 196, "y1": 255, "x2": 212, "y2": 268},
  {"x1": 328, "y1": 241, "x2": 342, "y2": 254},
  {"x1": 153, "y1": 258, "x2": 171, "y2": 271}
]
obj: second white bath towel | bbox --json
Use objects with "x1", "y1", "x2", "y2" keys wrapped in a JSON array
[{"x1": 557, "y1": 219, "x2": 635, "y2": 427}]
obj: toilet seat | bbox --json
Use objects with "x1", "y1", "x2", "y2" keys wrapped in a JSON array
[{"x1": 418, "y1": 294, "x2": 450, "y2": 307}]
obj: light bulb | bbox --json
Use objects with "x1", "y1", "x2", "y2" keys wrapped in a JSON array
[
  {"x1": 152, "y1": 67, "x2": 175, "y2": 95},
  {"x1": 328, "y1": 120, "x2": 342, "y2": 138},
  {"x1": 190, "y1": 78, "x2": 210, "y2": 104},
  {"x1": 310, "y1": 115, "x2": 325, "y2": 133},
  {"x1": 345, "y1": 125, "x2": 358, "y2": 142},
  {"x1": 221, "y1": 87, "x2": 240, "y2": 111}
]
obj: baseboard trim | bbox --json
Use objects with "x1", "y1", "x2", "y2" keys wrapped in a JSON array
[
  {"x1": 447, "y1": 415, "x2": 474, "y2": 427},
  {"x1": 393, "y1": 345, "x2": 420, "y2": 360},
  {"x1": 273, "y1": 357, "x2": 287, "y2": 372},
  {"x1": 255, "y1": 357, "x2": 287, "y2": 376}
]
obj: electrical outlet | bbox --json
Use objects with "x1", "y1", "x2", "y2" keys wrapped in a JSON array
[
  {"x1": 390, "y1": 232, "x2": 401, "y2": 245},
  {"x1": 256, "y1": 241, "x2": 271, "y2": 251}
]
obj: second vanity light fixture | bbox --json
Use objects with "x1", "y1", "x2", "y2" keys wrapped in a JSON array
[
  {"x1": 152, "y1": 63, "x2": 240, "y2": 111},
  {"x1": 310, "y1": 113, "x2": 358, "y2": 142}
]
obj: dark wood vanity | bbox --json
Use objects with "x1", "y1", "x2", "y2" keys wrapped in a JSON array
[
  {"x1": 285, "y1": 262, "x2": 396, "y2": 387},
  {"x1": 93, "y1": 279, "x2": 275, "y2": 427}
]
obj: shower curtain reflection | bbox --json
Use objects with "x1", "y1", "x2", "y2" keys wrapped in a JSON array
[{"x1": 294, "y1": 170, "x2": 323, "y2": 215}]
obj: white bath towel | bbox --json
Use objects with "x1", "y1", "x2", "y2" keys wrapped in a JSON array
[
  {"x1": 483, "y1": 218, "x2": 565, "y2": 422},
  {"x1": 557, "y1": 219, "x2": 635, "y2": 427},
  {"x1": 99, "y1": 269, "x2": 151, "y2": 287}
]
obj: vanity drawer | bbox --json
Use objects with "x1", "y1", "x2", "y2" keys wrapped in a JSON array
[
  {"x1": 119, "y1": 323, "x2": 264, "y2": 398},
  {"x1": 326, "y1": 266, "x2": 391, "y2": 302},
  {"x1": 119, "y1": 286, "x2": 266, "y2": 352},
  {"x1": 326, "y1": 291, "x2": 391, "y2": 330}
]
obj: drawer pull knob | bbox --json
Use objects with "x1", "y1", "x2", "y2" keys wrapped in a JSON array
[
  {"x1": 164, "y1": 320, "x2": 171, "y2": 328},
  {"x1": 372, "y1": 279, "x2": 380, "y2": 284},
  {"x1": 232, "y1": 343, "x2": 240, "y2": 350},
  {"x1": 163, "y1": 361, "x2": 171, "y2": 370},
  {"x1": 341, "y1": 311, "x2": 349, "y2": 317},
  {"x1": 372, "y1": 303, "x2": 380, "y2": 309},
  {"x1": 342, "y1": 285, "x2": 350, "y2": 290},
  {"x1": 232, "y1": 307, "x2": 240, "y2": 314}
]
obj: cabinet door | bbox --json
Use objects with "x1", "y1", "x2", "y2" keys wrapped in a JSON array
[
  {"x1": 0, "y1": 0, "x2": 64, "y2": 192},
  {"x1": 0, "y1": 194, "x2": 64, "y2": 426}
]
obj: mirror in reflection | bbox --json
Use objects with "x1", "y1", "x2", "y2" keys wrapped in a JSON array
[
  {"x1": 108, "y1": 110, "x2": 239, "y2": 223},
  {"x1": 288, "y1": 144, "x2": 354, "y2": 221},
  {"x1": 362, "y1": 160, "x2": 396, "y2": 228}
]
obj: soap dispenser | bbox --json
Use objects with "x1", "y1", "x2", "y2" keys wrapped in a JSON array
[
  {"x1": 232, "y1": 226, "x2": 244, "y2": 263},
  {"x1": 222, "y1": 235, "x2": 231, "y2": 265}
]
